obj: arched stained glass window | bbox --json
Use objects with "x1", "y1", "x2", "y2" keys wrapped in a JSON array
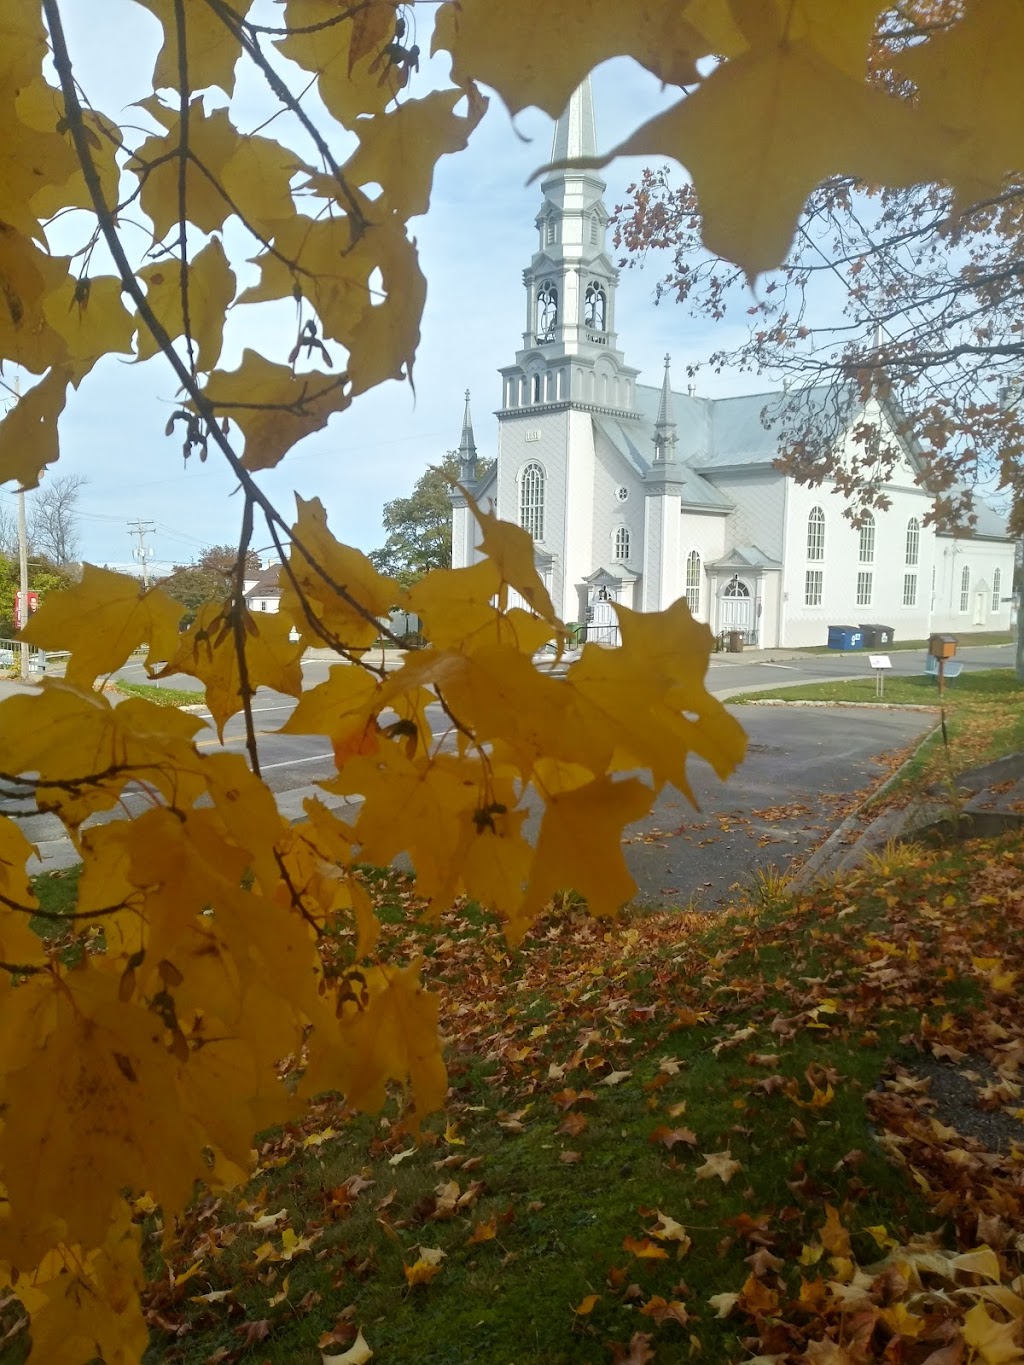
[
  {"x1": 906, "y1": 517, "x2": 920, "y2": 566},
  {"x1": 807, "y1": 506, "x2": 825, "y2": 561},
  {"x1": 614, "y1": 525, "x2": 630, "y2": 561},
  {"x1": 858, "y1": 514, "x2": 875, "y2": 564},
  {"x1": 519, "y1": 462, "x2": 545, "y2": 542},
  {"x1": 685, "y1": 550, "x2": 701, "y2": 616}
]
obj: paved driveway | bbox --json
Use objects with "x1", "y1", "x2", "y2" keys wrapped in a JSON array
[{"x1": 620, "y1": 704, "x2": 935, "y2": 909}]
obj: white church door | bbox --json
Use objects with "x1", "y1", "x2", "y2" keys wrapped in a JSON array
[
  {"x1": 974, "y1": 585, "x2": 989, "y2": 627},
  {"x1": 719, "y1": 576, "x2": 753, "y2": 641},
  {"x1": 588, "y1": 586, "x2": 620, "y2": 646}
]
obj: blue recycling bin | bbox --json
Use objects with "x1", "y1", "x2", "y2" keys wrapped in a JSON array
[{"x1": 827, "y1": 625, "x2": 864, "y2": 650}]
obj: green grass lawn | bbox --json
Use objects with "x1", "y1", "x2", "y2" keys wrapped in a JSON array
[
  {"x1": 115, "y1": 680, "x2": 206, "y2": 707},
  {"x1": 790, "y1": 630, "x2": 1014, "y2": 655},
  {"x1": 24, "y1": 838, "x2": 1014, "y2": 1364}
]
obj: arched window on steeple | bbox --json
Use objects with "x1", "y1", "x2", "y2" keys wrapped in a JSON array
[
  {"x1": 532, "y1": 374, "x2": 542, "y2": 403},
  {"x1": 537, "y1": 282, "x2": 558, "y2": 343},
  {"x1": 519, "y1": 462, "x2": 545, "y2": 542},
  {"x1": 584, "y1": 281, "x2": 606, "y2": 332}
]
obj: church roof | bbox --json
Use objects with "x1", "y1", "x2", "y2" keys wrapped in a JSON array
[
  {"x1": 594, "y1": 412, "x2": 732, "y2": 511},
  {"x1": 707, "y1": 544, "x2": 783, "y2": 570}
]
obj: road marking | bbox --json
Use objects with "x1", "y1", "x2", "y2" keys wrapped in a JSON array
[
  {"x1": 260, "y1": 751, "x2": 335, "y2": 772},
  {"x1": 760, "y1": 663, "x2": 798, "y2": 670}
]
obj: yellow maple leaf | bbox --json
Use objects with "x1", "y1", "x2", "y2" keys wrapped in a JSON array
[
  {"x1": 0, "y1": 818, "x2": 44, "y2": 968},
  {"x1": 0, "y1": 364, "x2": 75, "y2": 488},
  {"x1": 20, "y1": 565, "x2": 183, "y2": 686},
  {"x1": 133, "y1": 0, "x2": 253, "y2": 95},
  {"x1": 962, "y1": 1301, "x2": 1024, "y2": 1364},
  {"x1": 432, "y1": 0, "x2": 713, "y2": 118},
  {"x1": 199, "y1": 352, "x2": 350, "y2": 472},
  {"x1": 138, "y1": 237, "x2": 236, "y2": 371},
  {"x1": 275, "y1": 0, "x2": 404, "y2": 129},
  {"x1": 159, "y1": 600, "x2": 303, "y2": 738},
  {"x1": 322, "y1": 1327, "x2": 375, "y2": 1364},
  {"x1": 130, "y1": 103, "x2": 303, "y2": 241}
]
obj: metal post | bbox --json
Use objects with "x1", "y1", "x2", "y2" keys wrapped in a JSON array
[
  {"x1": 17, "y1": 489, "x2": 29, "y2": 681},
  {"x1": 938, "y1": 657, "x2": 946, "y2": 696}
]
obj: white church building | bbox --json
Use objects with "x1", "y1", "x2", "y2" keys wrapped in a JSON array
[{"x1": 450, "y1": 80, "x2": 1014, "y2": 649}]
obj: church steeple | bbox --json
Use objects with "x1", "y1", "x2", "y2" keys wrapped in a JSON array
[
  {"x1": 457, "y1": 388, "x2": 478, "y2": 482},
  {"x1": 500, "y1": 76, "x2": 638, "y2": 415},
  {"x1": 653, "y1": 355, "x2": 678, "y2": 462}
]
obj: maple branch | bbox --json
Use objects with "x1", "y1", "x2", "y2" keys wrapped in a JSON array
[
  {"x1": 201, "y1": 0, "x2": 368, "y2": 230},
  {"x1": 43, "y1": 0, "x2": 406, "y2": 655},
  {"x1": 233, "y1": 494, "x2": 261, "y2": 777},
  {"x1": 173, "y1": 0, "x2": 197, "y2": 378}
]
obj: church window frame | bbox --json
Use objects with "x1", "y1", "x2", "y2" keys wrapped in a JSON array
[
  {"x1": 590, "y1": 214, "x2": 600, "y2": 246},
  {"x1": 906, "y1": 517, "x2": 920, "y2": 566},
  {"x1": 685, "y1": 549, "x2": 701, "y2": 617},
  {"x1": 992, "y1": 567, "x2": 1002, "y2": 612},
  {"x1": 614, "y1": 525, "x2": 630, "y2": 562},
  {"x1": 532, "y1": 373, "x2": 542, "y2": 403},
  {"x1": 903, "y1": 573, "x2": 917, "y2": 607},
  {"x1": 807, "y1": 506, "x2": 825, "y2": 561},
  {"x1": 545, "y1": 216, "x2": 556, "y2": 246},
  {"x1": 584, "y1": 280, "x2": 606, "y2": 332},
  {"x1": 804, "y1": 569, "x2": 823, "y2": 607},
  {"x1": 959, "y1": 564, "x2": 970, "y2": 612},
  {"x1": 519, "y1": 461, "x2": 546, "y2": 543},
  {"x1": 536, "y1": 280, "x2": 558, "y2": 343},
  {"x1": 856, "y1": 570, "x2": 873, "y2": 607},
  {"x1": 858, "y1": 514, "x2": 875, "y2": 564}
]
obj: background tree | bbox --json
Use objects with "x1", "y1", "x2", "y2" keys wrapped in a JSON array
[
  {"x1": 370, "y1": 451, "x2": 494, "y2": 587},
  {"x1": 27, "y1": 472, "x2": 84, "y2": 566},
  {"x1": 159, "y1": 545, "x2": 263, "y2": 625},
  {"x1": 0, "y1": 556, "x2": 72, "y2": 640},
  {"x1": 612, "y1": 7, "x2": 1024, "y2": 539}
]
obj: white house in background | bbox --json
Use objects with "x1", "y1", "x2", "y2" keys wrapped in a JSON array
[
  {"x1": 450, "y1": 78, "x2": 1015, "y2": 648},
  {"x1": 244, "y1": 563, "x2": 282, "y2": 613}
]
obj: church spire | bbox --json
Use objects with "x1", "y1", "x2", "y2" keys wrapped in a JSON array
[
  {"x1": 457, "y1": 388, "x2": 478, "y2": 482},
  {"x1": 653, "y1": 355, "x2": 678, "y2": 462},
  {"x1": 550, "y1": 74, "x2": 598, "y2": 163}
]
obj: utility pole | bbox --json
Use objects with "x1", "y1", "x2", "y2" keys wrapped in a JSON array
[
  {"x1": 128, "y1": 519, "x2": 155, "y2": 588},
  {"x1": 17, "y1": 489, "x2": 29, "y2": 682}
]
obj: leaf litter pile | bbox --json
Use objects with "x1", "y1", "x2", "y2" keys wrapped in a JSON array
[{"x1": 101, "y1": 833, "x2": 1024, "y2": 1364}]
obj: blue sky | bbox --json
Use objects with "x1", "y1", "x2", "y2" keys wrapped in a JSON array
[{"x1": 7, "y1": 5, "x2": 768, "y2": 573}]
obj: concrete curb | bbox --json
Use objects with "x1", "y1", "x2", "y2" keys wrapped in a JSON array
[{"x1": 742, "y1": 700, "x2": 939, "y2": 711}]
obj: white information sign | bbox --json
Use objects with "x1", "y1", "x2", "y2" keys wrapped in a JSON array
[{"x1": 868, "y1": 654, "x2": 892, "y2": 670}]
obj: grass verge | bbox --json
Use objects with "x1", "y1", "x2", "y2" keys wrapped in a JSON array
[
  {"x1": 115, "y1": 680, "x2": 206, "y2": 707},
  {"x1": 55, "y1": 834, "x2": 1016, "y2": 1365},
  {"x1": 730, "y1": 669, "x2": 1024, "y2": 806}
]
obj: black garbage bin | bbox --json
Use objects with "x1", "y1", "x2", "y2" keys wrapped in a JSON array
[{"x1": 859, "y1": 624, "x2": 895, "y2": 648}]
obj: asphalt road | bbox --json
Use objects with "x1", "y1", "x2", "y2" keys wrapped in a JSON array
[{"x1": 8, "y1": 641, "x2": 975, "y2": 887}]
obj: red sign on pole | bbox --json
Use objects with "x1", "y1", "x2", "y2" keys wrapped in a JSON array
[{"x1": 13, "y1": 591, "x2": 38, "y2": 631}]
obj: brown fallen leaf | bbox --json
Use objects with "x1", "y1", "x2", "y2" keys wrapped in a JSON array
[{"x1": 695, "y1": 1150, "x2": 743, "y2": 1184}]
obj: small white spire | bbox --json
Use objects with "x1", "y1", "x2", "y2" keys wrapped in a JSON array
[
  {"x1": 458, "y1": 389, "x2": 477, "y2": 478},
  {"x1": 653, "y1": 355, "x2": 678, "y2": 461}
]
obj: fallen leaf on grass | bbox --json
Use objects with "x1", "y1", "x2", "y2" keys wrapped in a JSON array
[
  {"x1": 640, "y1": 1295, "x2": 689, "y2": 1327},
  {"x1": 321, "y1": 1328, "x2": 373, "y2": 1364},
  {"x1": 608, "y1": 1330, "x2": 656, "y2": 1364},
  {"x1": 557, "y1": 1112, "x2": 589, "y2": 1137},
  {"x1": 574, "y1": 1293, "x2": 601, "y2": 1315},
  {"x1": 695, "y1": 1150, "x2": 743, "y2": 1184},
  {"x1": 404, "y1": 1247, "x2": 445, "y2": 1287},
  {"x1": 389, "y1": 1148, "x2": 416, "y2": 1166},
  {"x1": 646, "y1": 1211, "x2": 692, "y2": 1255},
  {"x1": 961, "y1": 1300, "x2": 1023, "y2": 1363},
  {"x1": 649, "y1": 1125, "x2": 697, "y2": 1150},
  {"x1": 599, "y1": 1070, "x2": 633, "y2": 1087},
  {"x1": 467, "y1": 1218, "x2": 497, "y2": 1245},
  {"x1": 622, "y1": 1235, "x2": 670, "y2": 1260},
  {"x1": 560, "y1": 1149, "x2": 583, "y2": 1164}
]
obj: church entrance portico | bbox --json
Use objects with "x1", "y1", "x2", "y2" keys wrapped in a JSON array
[{"x1": 718, "y1": 575, "x2": 754, "y2": 643}]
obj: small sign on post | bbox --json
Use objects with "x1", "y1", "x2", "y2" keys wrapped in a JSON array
[{"x1": 869, "y1": 653, "x2": 892, "y2": 698}]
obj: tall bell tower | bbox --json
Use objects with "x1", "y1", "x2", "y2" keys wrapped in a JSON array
[{"x1": 499, "y1": 77, "x2": 638, "y2": 415}]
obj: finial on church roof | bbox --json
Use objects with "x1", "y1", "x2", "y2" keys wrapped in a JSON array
[
  {"x1": 550, "y1": 75, "x2": 598, "y2": 163},
  {"x1": 653, "y1": 355, "x2": 678, "y2": 461},
  {"x1": 458, "y1": 389, "x2": 478, "y2": 477}
]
